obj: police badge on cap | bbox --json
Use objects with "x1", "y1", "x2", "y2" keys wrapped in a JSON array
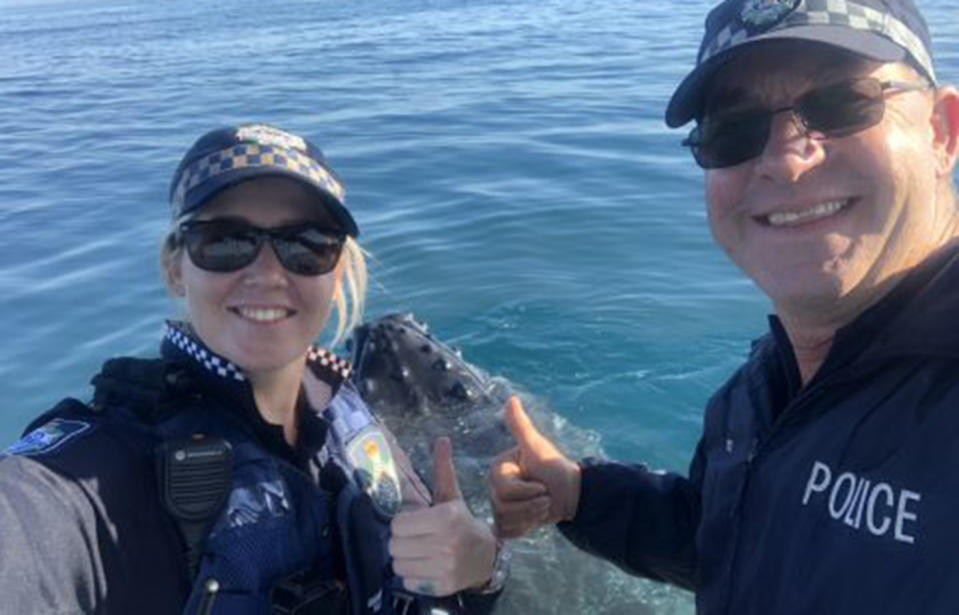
[
  {"x1": 741, "y1": 0, "x2": 801, "y2": 31},
  {"x1": 235, "y1": 124, "x2": 308, "y2": 153}
]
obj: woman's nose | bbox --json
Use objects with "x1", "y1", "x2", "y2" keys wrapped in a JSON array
[{"x1": 242, "y1": 241, "x2": 289, "y2": 285}]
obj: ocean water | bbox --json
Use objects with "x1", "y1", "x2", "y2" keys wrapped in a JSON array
[{"x1": 1, "y1": 0, "x2": 957, "y2": 612}]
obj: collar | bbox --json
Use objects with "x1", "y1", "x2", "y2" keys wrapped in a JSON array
[
  {"x1": 839, "y1": 241, "x2": 959, "y2": 361},
  {"x1": 161, "y1": 320, "x2": 354, "y2": 462},
  {"x1": 162, "y1": 320, "x2": 352, "y2": 389},
  {"x1": 762, "y1": 241, "x2": 959, "y2": 383}
]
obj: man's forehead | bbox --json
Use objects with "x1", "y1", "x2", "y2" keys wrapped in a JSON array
[{"x1": 703, "y1": 42, "x2": 878, "y2": 108}]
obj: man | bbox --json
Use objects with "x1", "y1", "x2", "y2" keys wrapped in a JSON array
[{"x1": 489, "y1": 0, "x2": 959, "y2": 612}]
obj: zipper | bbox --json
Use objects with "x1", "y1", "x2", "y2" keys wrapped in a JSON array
[
  {"x1": 716, "y1": 344, "x2": 915, "y2": 611},
  {"x1": 719, "y1": 380, "x2": 832, "y2": 615},
  {"x1": 197, "y1": 578, "x2": 219, "y2": 615}
]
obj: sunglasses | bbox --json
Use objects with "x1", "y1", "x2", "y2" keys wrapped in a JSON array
[
  {"x1": 178, "y1": 219, "x2": 346, "y2": 276},
  {"x1": 683, "y1": 77, "x2": 929, "y2": 169}
]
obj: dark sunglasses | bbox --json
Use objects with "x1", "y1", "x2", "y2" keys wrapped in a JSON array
[
  {"x1": 178, "y1": 219, "x2": 346, "y2": 276},
  {"x1": 683, "y1": 77, "x2": 929, "y2": 169}
]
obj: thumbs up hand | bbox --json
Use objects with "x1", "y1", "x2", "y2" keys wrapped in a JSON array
[
  {"x1": 488, "y1": 396, "x2": 582, "y2": 538},
  {"x1": 389, "y1": 437, "x2": 497, "y2": 597}
]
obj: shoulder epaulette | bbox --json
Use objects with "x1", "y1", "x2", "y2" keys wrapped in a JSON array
[{"x1": 90, "y1": 357, "x2": 196, "y2": 424}]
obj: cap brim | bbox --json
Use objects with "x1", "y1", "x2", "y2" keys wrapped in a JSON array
[
  {"x1": 182, "y1": 166, "x2": 360, "y2": 237},
  {"x1": 665, "y1": 27, "x2": 906, "y2": 128}
]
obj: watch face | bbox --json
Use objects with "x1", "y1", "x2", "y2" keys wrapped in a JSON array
[{"x1": 741, "y1": 0, "x2": 801, "y2": 31}]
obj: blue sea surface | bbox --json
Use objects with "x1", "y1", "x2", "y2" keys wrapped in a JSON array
[{"x1": 1, "y1": 0, "x2": 957, "y2": 612}]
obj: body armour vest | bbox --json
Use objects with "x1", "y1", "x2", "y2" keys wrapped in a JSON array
[
  {"x1": 164, "y1": 383, "x2": 413, "y2": 615},
  {"x1": 85, "y1": 322, "x2": 430, "y2": 615}
]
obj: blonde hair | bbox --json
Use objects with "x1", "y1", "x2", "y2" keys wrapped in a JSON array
[
  {"x1": 159, "y1": 228, "x2": 367, "y2": 350},
  {"x1": 329, "y1": 236, "x2": 367, "y2": 347}
]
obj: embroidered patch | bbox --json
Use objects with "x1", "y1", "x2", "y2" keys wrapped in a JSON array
[
  {"x1": 741, "y1": 0, "x2": 800, "y2": 30},
  {"x1": 347, "y1": 428, "x2": 401, "y2": 519},
  {"x1": 3, "y1": 419, "x2": 92, "y2": 457},
  {"x1": 235, "y1": 124, "x2": 308, "y2": 153},
  {"x1": 218, "y1": 479, "x2": 291, "y2": 532}
]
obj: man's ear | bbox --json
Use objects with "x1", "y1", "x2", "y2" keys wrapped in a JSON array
[{"x1": 930, "y1": 86, "x2": 959, "y2": 178}]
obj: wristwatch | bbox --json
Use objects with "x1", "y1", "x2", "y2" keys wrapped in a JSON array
[{"x1": 476, "y1": 539, "x2": 511, "y2": 594}]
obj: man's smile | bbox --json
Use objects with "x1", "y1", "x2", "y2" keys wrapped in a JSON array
[{"x1": 755, "y1": 199, "x2": 853, "y2": 228}]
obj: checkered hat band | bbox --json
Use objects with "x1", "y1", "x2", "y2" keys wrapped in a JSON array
[
  {"x1": 172, "y1": 143, "x2": 346, "y2": 209},
  {"x1": 703, "y1": 0, "x2": 935, "y2": 83},
  {"x1": 164, "y1": 324, "x2": 247, "y2": 382}
]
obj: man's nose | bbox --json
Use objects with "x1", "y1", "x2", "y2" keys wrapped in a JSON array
[{"x1": 754, "y1": 109, "x2": 827, "y2": 183}]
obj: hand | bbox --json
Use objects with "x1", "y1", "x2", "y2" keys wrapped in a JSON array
[
  {"x1": 389, "y1": 437, "x2": 497, "y2": 597},
  {"x1": 488, "y1": 396, "x2": 582, "y2": 538}
]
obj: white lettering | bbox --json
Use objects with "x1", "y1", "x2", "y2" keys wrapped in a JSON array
[
  {"x1": 802, "y1": 461, "x2": 832, "y2": 505},
  {"x1": 852, "y1": 479, "x2": 871, "y2": 529},
  {"x1": 842, "y1": 478, "x2": 869, "y2": 529},
  {"x1": 866, "y1": 483, "x2": 894, "y2": 536},
  {"x1": 894, "y1": 490, "x2": 921, "y2": 544},
  {"x1": 801, "y1": 461, "x2": 921, "y2": 545},
  {"x1": 829, "y1": 472, "x2": 857, "y2": 519}
]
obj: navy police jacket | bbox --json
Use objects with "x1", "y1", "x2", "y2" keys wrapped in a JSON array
[
  {"x1": 0, "y1": 322, "x2": 498, "y2": 615},
  {"x1": 560, "y1": 243, "x2": 959, "y2": 614}
]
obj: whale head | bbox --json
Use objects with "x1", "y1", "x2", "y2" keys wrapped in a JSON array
[{"x1": 347, "y1": 312, "x2": 494, "y2": 414}]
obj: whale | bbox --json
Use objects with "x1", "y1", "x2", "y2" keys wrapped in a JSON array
[
  {"x1": 348, "y1": 312, "x2": 496, "y2": 414},
  {"x1": 347, "y1": 312, "x2": 510, "y2": 502},
  {"x1": 347, "y1": 312, "x2": 674, "y2": 615}
]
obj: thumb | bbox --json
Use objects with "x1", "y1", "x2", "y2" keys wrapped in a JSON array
[
  {"x1": 431, "y1": 436, "x2": 462, "y2": 504},
  {"x1": 504, "y1": 395, "x2": 544, "y2": 453}
]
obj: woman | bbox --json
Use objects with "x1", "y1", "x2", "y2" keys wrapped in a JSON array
[{"x1": 0, "y1": 123, "x2": 506, "y2": 614}]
